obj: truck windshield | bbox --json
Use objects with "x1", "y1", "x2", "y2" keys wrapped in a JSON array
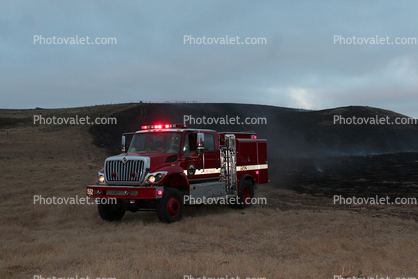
[{"x1": 128, "y1": 132, "x2": 182, "y2": 154}]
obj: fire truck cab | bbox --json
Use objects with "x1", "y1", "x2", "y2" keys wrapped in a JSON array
[{"x1": 86, "y1": 124, "x2": 268, "y2": 223}]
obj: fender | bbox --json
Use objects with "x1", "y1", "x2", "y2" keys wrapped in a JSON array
[
  {"x1": 150, "y1": 164, "x2": 185, "y2": 185},
  {"x1": 164, "y1": 171, "x2": 190, "y2": 196}
]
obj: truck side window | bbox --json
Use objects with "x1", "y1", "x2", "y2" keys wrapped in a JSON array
[
  {"x1": 204, "y1": 133, "x2": 215, "y2": 152},
  {"x1": 183, "y1": 133, "x2": 197, "y2": 155}
]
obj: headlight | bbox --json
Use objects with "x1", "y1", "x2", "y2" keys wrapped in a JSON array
[
  {"x1": 145, "y1": 172, "x2": 167, "y2": 184},
  {"x1": 98, "y1": 175, "x2": 105, "y2": 183},
  {"x1": 97, "y1": 173, "x2": 105, "y2": 184}
]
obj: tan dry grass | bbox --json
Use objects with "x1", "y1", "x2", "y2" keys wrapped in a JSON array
[{"x1": 1, "y1": 124, "x2": 418, "y2": 279}]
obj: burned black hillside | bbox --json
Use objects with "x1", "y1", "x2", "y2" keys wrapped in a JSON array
[{"x1": 89, "y1": 103, "x2": 418, "y2": 158}]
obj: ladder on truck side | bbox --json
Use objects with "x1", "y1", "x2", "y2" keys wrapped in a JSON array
[{"x1": 220, "y1": 134, "x2": 237, "y2": 195}]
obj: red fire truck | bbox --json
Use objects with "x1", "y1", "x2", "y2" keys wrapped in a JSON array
[{"x1": 86, "y1": 124, "x2": 268, "y2": 223}]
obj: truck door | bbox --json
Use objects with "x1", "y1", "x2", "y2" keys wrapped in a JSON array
[
  {"x1": 181, "y1": 131, "x2": 203, "y2": 182},
  {"x1": 181, "y1": 131, "x2": 219, "y2": 182},
  {"x1": 202, "y1": 132, "x2": 219, "y2": 174}
]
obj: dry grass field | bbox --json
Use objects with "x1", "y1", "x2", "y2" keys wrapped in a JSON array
[{"x1": 1, "y1": 107, "x2": 418, "y2": 279}]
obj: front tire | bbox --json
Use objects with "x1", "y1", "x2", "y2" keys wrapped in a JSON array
[
  {"x1": 98, "y1": 199, "x2": 125, "y2": 221},
  {"x1": 156, "y1": 188, "x2": 184, "y2": 223}
]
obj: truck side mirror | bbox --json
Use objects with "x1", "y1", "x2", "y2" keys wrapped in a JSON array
[
  {"x1": 122, "y1": 135, "x2": 126, "y2": 152},
  {"x1": 197, "y1": 133, "x2": 204, "y2": 154}
]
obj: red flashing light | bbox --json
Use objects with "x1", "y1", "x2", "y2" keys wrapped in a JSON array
[
  {"x1": 141, "y1": 124, "x2": 187, "y2": 130},
  {"x1": 157, "y1": 190, "x2": 163, "y2": 196},
  {"x1": 252, "y1": 135, "x2": 257, "y2": 139},
  {"x1": 256, "y1": 171, "x2": 259, "y2": 175}
]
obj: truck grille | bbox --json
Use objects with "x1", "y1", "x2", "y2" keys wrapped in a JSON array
[{"x1": 105, "y1": 159, "x2": 145, "y2": 183}]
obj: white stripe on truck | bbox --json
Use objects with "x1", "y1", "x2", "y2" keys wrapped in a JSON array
[{"x1": 183, "y1": 164, "x2": 268, "y2": 176}]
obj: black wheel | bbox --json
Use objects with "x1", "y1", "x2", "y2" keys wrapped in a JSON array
[
  {"x1": 238, "y1": 179, "x2": 254, "y2": 209},
  {"x1": 98, "y1": 199, "x2": 125, "y2": 221},
  {"x1": 156, "y1": 188, "x2": 184, "y2": 223}
]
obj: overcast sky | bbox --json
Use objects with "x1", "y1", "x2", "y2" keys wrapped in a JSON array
[{"x1": 1, "y1": 1, "x2": 417, "y2": 116}]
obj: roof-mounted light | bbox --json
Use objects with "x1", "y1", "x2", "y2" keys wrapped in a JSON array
[{"x1": 141, "y1": 124, "x2": 187, "y2": 130}]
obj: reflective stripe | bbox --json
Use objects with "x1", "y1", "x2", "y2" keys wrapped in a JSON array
[
  {"x1": 183, "y1": 164, "x2": 268, "y2": 176},
  {"x1": 183, "y1": 168, "x2": 221, "y2": 176},
  {"x1": 195, "y1": 168, "x2": 221, "y2": 175},
  {"x1": 236, "y1": 164, "x2": 268, "y2": 171}
]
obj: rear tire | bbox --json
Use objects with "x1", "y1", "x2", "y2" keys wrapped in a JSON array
[
  {"x1": 238, "y1": 180, "x2": 254, "y2": 209},
  {"x1": 98, "y1": 199, "x2": 125, "y2": 221},
  {"x1": 156, "y1": 188, "x2": 184, "y2": 223}
]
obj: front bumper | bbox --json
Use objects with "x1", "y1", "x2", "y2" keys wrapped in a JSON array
[{"x1": 86, "y1": 185, "x2": 164, "y2": 199}]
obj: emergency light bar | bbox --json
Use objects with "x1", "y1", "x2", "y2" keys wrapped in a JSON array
[{"x1": 141, "y1": 124, "x2": 187, "y2": 130}]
